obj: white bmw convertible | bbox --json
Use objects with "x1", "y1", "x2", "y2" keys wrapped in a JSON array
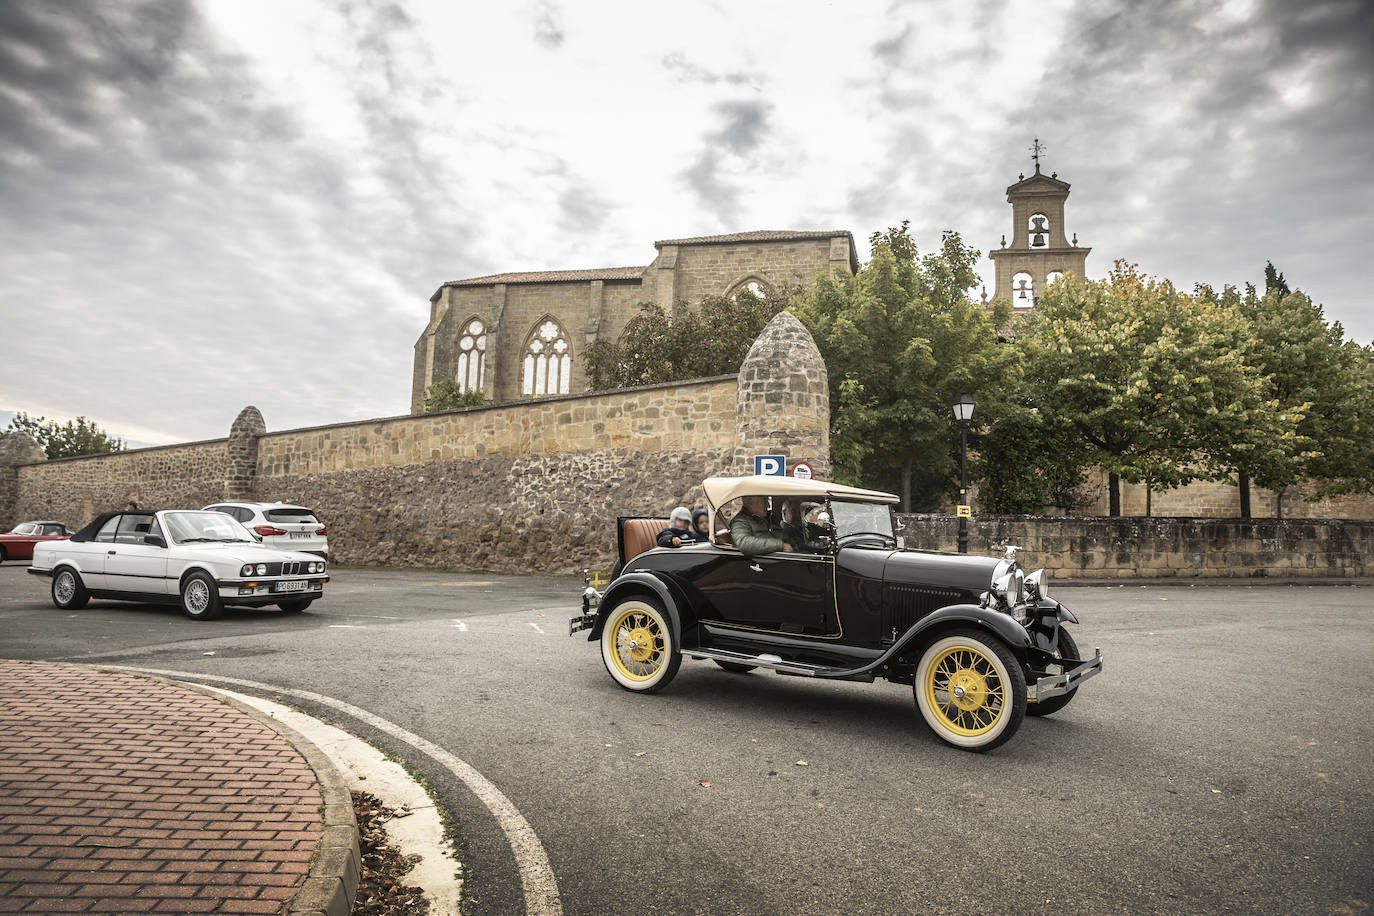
[{"x1": 29, "y1": 509, "x2": 328, "y2": 620}]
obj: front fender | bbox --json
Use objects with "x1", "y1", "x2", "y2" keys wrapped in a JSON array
[
  {"x1": 891, "y1": 603, "x2": 1031, "y2": 662},
  {"x1": 588, "y1": 572, "x2": 692, "y2": 646}
]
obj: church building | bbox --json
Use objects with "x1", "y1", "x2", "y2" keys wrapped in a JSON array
[
  {"x1": 988, "y1": 142, "x2": 1090, "y2": 307},
  {"x1": 412, "y1": 230, "x2": 857, "y2": 411}
]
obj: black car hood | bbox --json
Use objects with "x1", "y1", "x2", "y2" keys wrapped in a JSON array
[{"x1": 883, "y1": 550, "x2": 1000, "y2": 594}]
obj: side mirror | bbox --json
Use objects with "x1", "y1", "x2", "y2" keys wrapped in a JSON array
[{"x1": 143, "y1": 535, "x2": 166, "y2": 548}]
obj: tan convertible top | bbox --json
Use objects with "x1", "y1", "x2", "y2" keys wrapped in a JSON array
[{"x1": 702, "y1": 475, "x2": 899, "y2": 513}]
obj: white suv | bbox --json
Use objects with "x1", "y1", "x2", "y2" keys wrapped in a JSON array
[{"x1": 202, "y1": 501, "x2": 328, "y2": 558}]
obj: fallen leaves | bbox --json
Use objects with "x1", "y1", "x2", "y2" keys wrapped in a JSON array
[{"x1": 352, "y1": 791, "x2": 429, "y2": 916}]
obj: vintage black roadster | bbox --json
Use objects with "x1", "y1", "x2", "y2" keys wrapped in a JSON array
[{"x1": 570, "y1": 475, "x2": 1103, "y2": 751}]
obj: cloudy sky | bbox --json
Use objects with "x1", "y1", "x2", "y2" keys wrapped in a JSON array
[{"x1": 1, "y1": 0, "x2": 1371, "y2": 446}]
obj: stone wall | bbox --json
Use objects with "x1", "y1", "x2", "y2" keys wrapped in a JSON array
[
  {"x1": 0, "y1": 433, "x2": 46, "y2": 529},
  {"x1": 252, "y1": 377, "x2": 740, "y2": 573},
  {"x1": 16, "y1": 439, "x2": 230, "y2": 526},
  {"x1": 898, "y1": 513, "x2": 1374, "y2": 580},
  {"x1": 1084, "y1": 471, "x2": 1374, "y2": 521}
]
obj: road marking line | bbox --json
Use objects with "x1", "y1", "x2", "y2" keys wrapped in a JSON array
[
  {"x1": 328, "y1": 624, "x2": 363, "y2": 628},
  {"x1": 452, "y1": 619, "x2": 468, "y2": 631},
  {"x1": 528, "y1": 622, "x2": 545, "y2": 635},
  {"x1": 104, "y1": 666, "x2": 562, "y2": 916}
]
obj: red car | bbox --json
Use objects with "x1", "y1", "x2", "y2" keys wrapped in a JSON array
[{"x1": 0, "y1": 521, "x2": 71, "y2": 562}]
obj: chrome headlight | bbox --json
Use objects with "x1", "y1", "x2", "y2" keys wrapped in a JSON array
[
  {"x1": 992, "y1": 568, "x2": 1025, "y2": 607},
  {"x1": 1025, "y1": 568, "x2": 1049, "y2": 601},
  {"x1": 240, "y1": 564, "x2": 253, "y2": 577},
  {"x1": 255, "y1": 563, "x2": 267, "y2": 575}
]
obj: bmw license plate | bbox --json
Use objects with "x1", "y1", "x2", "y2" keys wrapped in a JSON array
[
  {"x1": 288, "y1": 532, "x2": 310, "y2": 539},
  {"x1": 274, "y1": 580, "x2": 309, "y2": 593}
]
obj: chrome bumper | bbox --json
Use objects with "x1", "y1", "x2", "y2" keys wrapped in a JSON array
[
  {"x1": 1028, "y1": 648, "x2": 1103, "y2": 702},
  {"x1": 568, "y1": 585, "x2": 601, "y2": 636}
]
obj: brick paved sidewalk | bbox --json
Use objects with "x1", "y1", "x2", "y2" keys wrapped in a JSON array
[{"x1": 0, "y1": 661, "x2": 323, "y2": 914}]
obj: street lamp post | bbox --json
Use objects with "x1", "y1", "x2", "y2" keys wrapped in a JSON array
[{"x1": 951, "y1": 394, "x2": 975, "y2": 554}]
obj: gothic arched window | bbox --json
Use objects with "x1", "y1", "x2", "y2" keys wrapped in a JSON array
[
  {"x1": 1012, "y1": 272, "x2": 1035, "y2": 308},
  {"x1": 522, "y1": 317, "x2": 571, "y2": 397},
  {"x1": 728, "y1": 277, "x2": 772, "y2": 302},
  {"x1": 455, "y1": 318, "x2": 486, "y2": 393},
  {"x1": 1028, "y1": 212, "x2": 1050, "y2": 248}
]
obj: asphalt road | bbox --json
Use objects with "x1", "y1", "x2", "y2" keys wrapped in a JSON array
[{"x1": 2, "y1": 561, "x2": 1371, "y2": 916}]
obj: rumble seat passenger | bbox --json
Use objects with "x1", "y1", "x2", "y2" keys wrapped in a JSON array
[{"x1": 621, "y1": 518, "x2": 669, "y2": 563}]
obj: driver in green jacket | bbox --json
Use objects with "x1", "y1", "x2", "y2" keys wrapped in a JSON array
[{"x1": 729, "y1": 495, "x2": 796, "y2": 558}]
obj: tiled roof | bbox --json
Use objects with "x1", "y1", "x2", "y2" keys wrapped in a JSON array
[
  {"x1": 442, "y1": 266, "x2": 647, "y2": 287},
  {"x1": 653, "y1": 229, "x2": 853, "y2": 247}
]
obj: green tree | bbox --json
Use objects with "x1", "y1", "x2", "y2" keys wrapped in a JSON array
[
  {"x1": 975, "y1": 403, "x2": 1095, "y2": 515},
  {"x1": 1263, "y1": 260, "x2": 1290, "y2": 297},
  {"x1": 792, "y1": 224, "x2": 1017, "y2": 510},
  {"x1": 583, "y1": 287, "x2": 792, "y2": 390},
  {"x1": 1019, "y1": 262, "x2": 1294, "y2": 516},
  {"x1": 418, "y1": 380, "x2": 487, "y2": 413},
  {"x1": 1222, "y1": 280, "x2": 1373, "y2": 515},
  {"x1": 1, "y1": 412, "x2": 124, "y2": 459}
]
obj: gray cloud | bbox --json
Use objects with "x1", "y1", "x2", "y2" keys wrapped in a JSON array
[
  {"x1": 532, "y1": 1, "x2": 565, "y2": 49},
  {"x1": 678, "y1": 98, "x2": 775, "y2": 225},
  {"x1": 662, "y1": 52, "x2": 758, "y2": 87},
  {"x1": 0, "y1": 0, "x2": 483, "y2": 441}
]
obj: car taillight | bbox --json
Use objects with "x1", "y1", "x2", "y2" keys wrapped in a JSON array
[
  {"x1": 315, "y1": 527, "x2": 327, "y2": 536},
  {"x1": 254, "y1": 525, "x2": 287, "y2": 536}
]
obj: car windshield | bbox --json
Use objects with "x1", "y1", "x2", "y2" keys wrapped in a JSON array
[
  {"x1": 829, "y1": 500, "x2": 897, "y2": 546},
  {"x1": 161, "y1": 511, "x2": 254, "y2": 545},
  {"x1": 11, "y1": 524, "x2": 36, "y2": 535}
]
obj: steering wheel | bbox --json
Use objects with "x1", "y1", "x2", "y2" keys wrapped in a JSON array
[{"x1": 836, "y1": 531, "x2": 895, "y2": 547}]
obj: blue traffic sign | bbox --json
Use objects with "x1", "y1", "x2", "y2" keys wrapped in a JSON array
[{"x1": 754, "y1": 454, "x2": 786, "y2": 476}]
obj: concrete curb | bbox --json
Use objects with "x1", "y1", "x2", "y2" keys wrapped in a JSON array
[
  {"x1": 171, "y1": 679, "x2": 361, "y2": 916},
  {"x1": 1054, "y1": 576, "x2": 1374, "y2": 587}
]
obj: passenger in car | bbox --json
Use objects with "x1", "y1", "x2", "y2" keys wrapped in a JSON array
[
  {"x1": 656, "y1": 507, "x2": 696, "y2": 547},
  {"x1": 730, "y1": 495, "x2": 794, "y2": 557},
  {"x1": 779, "y1": 498, "x2": 808, "y2": 552},
  {"x1": 692, "y1": 509, "x2": 710, "y2": 542}
]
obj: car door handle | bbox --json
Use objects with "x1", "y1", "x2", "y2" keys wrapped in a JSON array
[
  {"x1": 749, "y1": 563, "x2": 763, "y2": 572},
  {"x1": 107, "y1": 550, "x2": 117, "y2": 555}
]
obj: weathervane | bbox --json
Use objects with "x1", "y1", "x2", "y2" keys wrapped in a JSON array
[{"x1": 1029, "y1": 137, "x2": 1046, "y2": 172}]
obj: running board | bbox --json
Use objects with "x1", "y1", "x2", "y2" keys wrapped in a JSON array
[{"x1": 684, "y1": 648, "x2": 873, "y2": 681}]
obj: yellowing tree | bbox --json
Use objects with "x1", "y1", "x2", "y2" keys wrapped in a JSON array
[{"x1": 1019, "y1": 262, "x2": 1298, "y2": 515}]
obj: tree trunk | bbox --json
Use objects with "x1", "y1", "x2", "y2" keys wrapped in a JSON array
[
  {"x1": 1108, "y1": 472, "x2": 1120, "y2": 516},
  {"x1": 901, "y1": 457, "x2": 912, "y2": 514},
  {"x1": 1238, "y1": 472, "x2": 1251, "y2": 519}
]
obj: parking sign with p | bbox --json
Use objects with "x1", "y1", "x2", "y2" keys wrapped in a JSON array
[{"x1": 754, "y1": 455, "x2": 786, "y2": 477}]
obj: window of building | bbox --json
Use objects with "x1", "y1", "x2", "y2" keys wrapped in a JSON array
[
  {"x1": 729, "y1": 277, "x2": 771, "y2": 301},
  {"x1": 1012, "y1": 272, "x2": 1035, "y2": 308},
  {"x1": 456, "y1": 318, "x2": 486, "y2": 393},
  {"x1": 1028, "y1": 213, "x2": 1050, "y2": 248},
  {"x1": 1045, "y1": 270, "x2": 1064, "y2": 288},
  {"x1": 522, "y1": 317, "x2": 571, "y2": 397}
]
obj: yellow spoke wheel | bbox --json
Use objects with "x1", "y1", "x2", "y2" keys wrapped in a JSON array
[
  {"x1": 914, "y1": 630, "x2": 1026, "y2": 752},
  {"x1": 600, "y1": 598, "x2": 681, "y2": 693}
]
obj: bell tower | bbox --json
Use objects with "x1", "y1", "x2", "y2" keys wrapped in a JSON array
[{"x1": 989, "y1": 139, "x2": 1090, "y2": 308}]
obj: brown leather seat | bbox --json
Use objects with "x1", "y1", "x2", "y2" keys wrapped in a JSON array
[{"x1": 622, "y1": 518, "x2": 669, "y2": 562}]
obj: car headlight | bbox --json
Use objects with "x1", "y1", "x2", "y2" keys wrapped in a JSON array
[
  {"x1": 992, "y1": 569, "x2": 1025, "y2": 607},
  {"x1": 309, "y1": 562, "x2": 320, "y2": 573},
  {"x1": 241, "y1": 564, "x2": 253, "y2": 577},
  {"x1": 1025, "y1": 568, "x2": 1049, "y2": 601},
  {"x1": 255, "y1": 563, "x2": 267, "y2": 575}
]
